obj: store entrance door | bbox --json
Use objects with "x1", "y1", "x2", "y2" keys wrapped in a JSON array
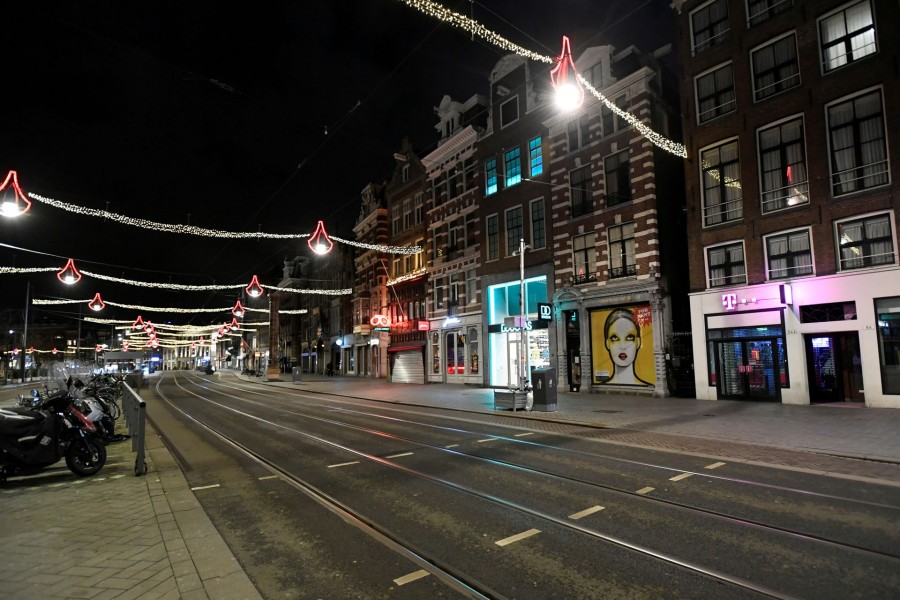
[
  {"x1": 805, "y1": 333, "x2": 863, "y2": 403},
  {"x1": 445, "y1": 330, "x2": 466, "y2": 383},
  {"x1": 716, "y1": 339, "x2": 779, "y2": 401}
]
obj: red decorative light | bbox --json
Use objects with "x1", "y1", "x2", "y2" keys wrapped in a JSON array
[
  {"x1": 228, "y1": 317, "x2": 240, "y2": 330},
  {"x1": 12, "y1": 347, "x2": 19, "y2": 355},
  {"x1": 95, "y1": 345, "x2": 103, "y2": 352},
  {"x1": 26, "y1": 346, "x2": 34, "y2": 354},
  {"x1": 0, "y1": 170, "x2": 31, "y2": 217},
  {"x1": 52, "y1": 347, "x2": 58, "y2": 355},
  {"x1": 370, "y1": 314, "x2": 390, "y2": 327},
  {"x1": 232, "y1": 300, "x2": 245, "y2": 317},
  {"x1": 217, "y1": 327, "x2": 225, "y2": 337},
  {"x1": 88, "y1": 292, "x2": 106, "y2": 312},
  {"x1": 57, "y1": 259, "x2": 82, "y2": 285},
  {"x1": 133, "y1": 315, "x2": 145, "y2": 329},
  {"x1": 245, "y1": 275, "x2": 264, "y2": 298},
  {"x1": 550, "y1": 36, "x2": 584, "y2": 111},
  {"x1": 307, "y1": 220, "x2": 334, "y2": 255},
  {"x1": 122, "y1": 343, "x2": 128, "y2": 351}
]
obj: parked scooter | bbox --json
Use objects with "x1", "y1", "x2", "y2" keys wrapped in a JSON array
[{"x1": 0, "y1": 388, "x2": 107, "y2": 483}]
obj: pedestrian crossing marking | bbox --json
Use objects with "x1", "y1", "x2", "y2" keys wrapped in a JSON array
[
  {"x1": 569, "y1": 505, "x2": 605, "y2": 520},
  {"x1": 496, "y1": 528, "x2": 541, "y2": 546},
  {"x1": 636, "y1": 487, "x2": 655, "y2": 495},
  {"x1": 705, "y1": 462, "x2": 726, "y2": 470},
  {"x1": 327, "y1": 461, "x2": 360, "y2": 468},
  {"x1": 386, "y1": 452, "x2": 413, "y2": 459},
  {"x1": 669, "y1": 473, "x2": 694, "y2": 482},
  {"x1": 394, "y1": 569, "x2": 430, "y2": 586}
]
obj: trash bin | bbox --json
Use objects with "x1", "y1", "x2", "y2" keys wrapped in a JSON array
[
  {"x1": 292, "y1": 366, "x2": 302, "y2": 384},
  {"x1": 531, "y1": 368, "x2": 557, "y2": 412}
]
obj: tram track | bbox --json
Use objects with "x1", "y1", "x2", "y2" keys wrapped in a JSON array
[{"x1": 157, "y1": 372, "x2": 900, "y2": 599}]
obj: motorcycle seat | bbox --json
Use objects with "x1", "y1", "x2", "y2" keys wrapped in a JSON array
[{"x1": 0, "y1": 407, "x2": 48, "y2": 438}]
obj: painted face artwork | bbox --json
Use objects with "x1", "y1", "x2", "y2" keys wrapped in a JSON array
[{"x1": 606, "y1": 317, "x2": 641, "y2": 368}]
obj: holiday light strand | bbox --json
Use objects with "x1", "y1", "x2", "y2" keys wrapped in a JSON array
[
  {"x1": 263, "y1": 284, "x2": 352, "y2": 296},
  {"x1": 397, "y1": 0, "x2": 686, "y2": 158},
  {"x1": 0, "y1": 267, "x2": 57, "y2": 274},
  {"x1": 35, "y1": 297, "x2": 311, "y2": 315},
  {"x1": 331, "y1": 235, "x2": 421, "y2": 255},
  {"x1": 387, "y1": 267, "x2": 427, "y2": 286},
  {"x1": 397, "y1": 0, "x2": 552, "y2": 63},
  {"x1": 79, "y1": 270, "x2": 241, "y2": 291}
]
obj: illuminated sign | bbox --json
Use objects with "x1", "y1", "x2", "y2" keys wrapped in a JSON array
[
  {"x1": 488, "y1": 320, "x2": 549, "y2": 333},
  {"x1": 417, "y1": 321, "x2": 430, "y2": 331},
  {"x1": 722, "y1": 293, "x2": 738, "y2": 310},
  {"x1": 370, "y1": 314, "x2": 390, "y2": 327},
  {"x1": 442, "y1": 316, "x2": 461, "y2": 328},
  {"x1": 538, "y1": 303, "x2": 552, "y2": 321}
]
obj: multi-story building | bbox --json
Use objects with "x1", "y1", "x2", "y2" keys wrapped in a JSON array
[
  {"x1": 384, "y1": 138, "x2": 429, "y2": 383},
  {"x1": 547, "y1": 43, "x2": 688, "y2": 397},
  {"x1": 422, "y1": 94, "x2": 489, "y2": 384},
  {"x1": 673, "y1": 0, "x2": 900, "y2": 407}
]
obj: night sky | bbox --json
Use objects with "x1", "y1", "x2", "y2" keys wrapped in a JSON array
[{"x1": 1, "y1": 0, "x2": 674, "y2": 329}]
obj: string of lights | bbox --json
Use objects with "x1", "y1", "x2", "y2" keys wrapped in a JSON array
[
  {"x1": 32, "y1": 297, "x2": 306, "y2": 315},
  {"x1": 397, "y1": 0, "x2": 687, "y2": 158}
]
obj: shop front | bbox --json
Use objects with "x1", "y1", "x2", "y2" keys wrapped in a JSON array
[{"x1": 426, "y1": 315, "x2": 482, "y2": 385}]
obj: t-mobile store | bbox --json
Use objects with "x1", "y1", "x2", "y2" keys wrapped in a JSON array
[{"x1": 486, "y1": 275, "x2": 551, "y2": 389}]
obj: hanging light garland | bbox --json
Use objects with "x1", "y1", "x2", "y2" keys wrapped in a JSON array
[
  {"x1": 34, "y1": 296, "x2": 310, "y2": 315},
  {"x1": 396, "y1": 0, "x2": 687, "y2": 158},
  {"x1": 0, "y1": 170, "x2": 32, "y2": 217}
]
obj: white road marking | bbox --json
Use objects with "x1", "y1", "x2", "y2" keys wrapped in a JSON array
[
  {"x1": 476, "y1": 438, "x2": 497, "y2": 443},
  {"x1": 636, "y1": 487, "x2": 655, "y2": 495},
  {"x1": 568, "y1": 505, "x2": 605, "y2": 520},
  {"x1": 258, "y1": 475, "x2": 279, "y2": 480},
  {"x1": 705, "y1": 461, "x2": 726, "y2": 470},
  {"x1": 110, "y1": 474, "x2": 126, "y2": 480},
  {"x1": 386, "y1": 452, "x2": 413, "y2": 459},
  {"x1": 445, "y1": 444, "x2": 459, "y2": 448},
  {"x1": 514, "y1": 432, "x2": 534, "y2": 437},
  {"x1": 327, "y1": 461, "x2": 360, "y2": 468},
  {"x1": 191, "y1": 484, "x2": 220, "y2": 491},
  {"x1": 393, "y1": 569, "x2": 430, "y2": 586},
  {"x1": 496, "y1": 528, "x2": 541, "y2": 546},
  {"x1": 669, "y1": 472, "x2": 694, "y2": 482}
]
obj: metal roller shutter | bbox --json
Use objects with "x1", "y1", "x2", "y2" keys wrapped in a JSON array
[{"x1": 391, "y1": 350, "x2": 424, "y2": 384}]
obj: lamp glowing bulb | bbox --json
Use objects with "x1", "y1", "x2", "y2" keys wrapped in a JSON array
[
  {"x1": 88, "y1": 292, "x2": 106, "y2": 312},
  {"x1": 555, "y1": 82, "x2": 583, "y2": 112},
  {"x1": 550, "y1": 36, "x2": 584, "y2": 112},
  {"x1": 307, "y1": 220, "x2": 334, "y2": 255},
  {"x1": 0, "y1": 170, "x2": 31, "y2": 218},
  {"x1": 57, "y1": 259, "x2": 82, "y2": 285},
  {"x1": 245, "y1": 275, "x2": 264, "y2": 298}
]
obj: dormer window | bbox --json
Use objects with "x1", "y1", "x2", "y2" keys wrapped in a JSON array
[{"x1": 500, "y1": 96, "x2": 519, "y2": 128}]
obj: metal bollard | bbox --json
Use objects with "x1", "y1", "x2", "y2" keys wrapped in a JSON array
[{"x1": 121, "y1": 382, "x2": 148, "y2": 476}]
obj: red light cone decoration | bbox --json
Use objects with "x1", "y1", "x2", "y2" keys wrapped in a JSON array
[
  {"x1": 550, "y1": 36, "x2": 584, "y2": 112},
  {"x1": 27, "y1": 346, "x2": 34, "y2": 354},
  {"x1": 232, "y1": 300, "x2": 245, "y2": 317},
  {"x1": 0, "y1": 170, "x2": 31, "y2": 217},
  {"x1": 308, "y1": 220, "x2": 334, "y2": 255},
  {"x1": 95, "y1": 345, "x2": 103, "y2": 352},
  {"x1": 12, "y1": 348, "x2": 19, "y2": 355},
  {"x1": 57, "y1": 259, "x2": 82, "y2": 285},
  {"x1": 245, "y1": 275, "x2": 264, "y2": 298},
  {"x1": 52, "y1": 347, "x2": 58, "y2": 355},
  {"x1": 88, "y1": 292, "x2": 106, "y2": 311},
  {"x1": 228, "y1": 317, "x2": 240, "y2": 330},
  {"x1": 133, "y1": 315, "x2": 145, "y2": 329},
  {"x1": 122, "y1": 343, "x2": 128, "y2": 351}
]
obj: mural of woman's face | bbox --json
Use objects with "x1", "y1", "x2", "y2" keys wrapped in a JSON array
[{"x1": 605, "y1": 317, "x2": 640, "y2": 367}]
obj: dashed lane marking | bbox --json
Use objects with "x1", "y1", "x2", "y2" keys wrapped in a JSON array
[
  {"x1": 636, "y1": 487, "x2": 655, "y2": 495},
  {"x1": 394, "y1": 570, "x2": 430, "y2": 586},
  {"x1": 568, "y1": 505, "x2": 605, "y2": 520},
  {"x1": 705, "y1": 462, "x2": 726, "y2": 470},
  {"x1": 445, "y1": 444, "x2": 459, "y2": 448},
  {"x1": 496, "y1": 528, "x2": 541, "y2": 547},
  {"x1": 327, "y1": 461, "x2": 360, "y2": 468},
  {"x1": 514, "y1": 432, "x2": 534, "y2": 437},
  {"x1": 386, "y1": 452, "x2": 414, "y2": 459},
  {"x1": 669, "y1": 473, "x2": 694, "y2": 482},
  {"x1": 258, "y1": 475, "x2": 279, "y2": 480},
  {"x1": 191, "y1": 484, "x2": 221, "y2": 491},
  {"x1": 476, "y1": 438, "x2": 498, "y2": 443}
]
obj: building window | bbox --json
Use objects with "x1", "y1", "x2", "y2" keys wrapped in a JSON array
[
  {"x1": 392, "y1": 257, "x2": 401, "y2": 278},
  {"x1": 751, "y1": 33, "x2": 799, "y2": 101},
  {"x1": 530, "y1": 198, "x2": 546, "y2": 250},
  {"x1": 573, "y1": 233, "x2": 596, "y2": 285},
  {"x1": 701, "y1": 140, "x2": 742, "y2": 227},
  {"x1": 504, "y1": 147, "x2": 522, "y2": 187},
  {"x1": 765, "y1": 229, "x2": 813, "y2": 279},
  {"x1": 500, "y1": 96, "x2": 519, "y2": 128},
  {"x1": 836, "y1": 213, "x2": 895, "y2": 270},
  {"x1": 608, "y1": 222, "x2": 636, "y2": 279},
  {"x1": 759, "y1": 117, "x2": 808, "y2": 213},
  {"x1": 485, "y1": 158, "x2": 498, "y2": 195},
  {"x1": 466, "y1": 269, "x2": 477, "y2": 305},
  {"x1": 505, "y1": 206, "x2": 523, "y2": 256},
  {"x1": 747, "y1": 0, "x2": 793, "y2": 26},
  {"x1": 819, "y1": 1, "x2": 876, "y2": 73},
  {"x1": 601, "y1": 96, "x2": 628, "y2": 136},
  {"x1": 414, "y1": 193, "x2": 423, "y2": 224},
  {"x1": 401, "y1": 163, "x2": 410, "y2": 182},
  {"x1": 827, "y1": 89, "x2": 888, "y2": 197},
  {"x1": 402, "y1": 199, "x2": 412, "y2": 230},
  {"x1": 604, "y1": 149, "x2": 631, "y2": 207},
  {"x1": 567, "y1": 115, "x2": 590, "y2": 151},
  {"x1": 696, "y1": 63, "x2": 735, "y2": 123},
  {"x1": 583, "y1": 62, "x2": 603, "y2": 88},
  {"x1": 691, "y1": 0, "x2": 730, "y2": 55},
  {"x1": 570, "y1": 165, "x2": 592, "y2": 218},
  {"x1": 875, "y1": 297, "x2": 900, "y2": 395},
  {"x1": 433, "y1": 277, "x2": 445, "y2": 310},
  {"x1": 529, "y1": 137, "x2": 543, "y2": 177},
  {"x1": 707, "y1": 242, "x2": 747, "y2": 287},
  {"x1": 392, "y1": 207, "x2": 401, "y2": 235},
  {"x1": 486, "y1": 214, "x2": 499, "y2": 261}
]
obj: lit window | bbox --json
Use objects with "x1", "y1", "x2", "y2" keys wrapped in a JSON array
[
  {"x1": 504, "y1": 147, "x2": 522, "y2": 187},
  {"x1": 765, "y1": 229, "x2": 813, "y2": 279},
  {"x1": 836, "y1": 213, "x2": 895, "y2": 270},
  {"x1": 608, "y1": 223, "x2": 636, "y2": 279},
  {"x1": 758, "y1": 117, "x2": 808, "y2": 213},
  {"x1": 485, "y1": 158, "x2": 498, "y2": 195},
  {"x1": 827, "y1": 89, "x2": 887, "y2": 196},
  {"x1": 696, "y1": 63, "x2": 735, "y2": 123},
  {"x1": 819, "y1": 0, "x2": 876, "y2": 73},
  {"x1": 701, "y1": 140, "x2": 742, "y2": 227},
  {"x1": 572, "y1": 233, "x2": 596, "y2": 285},
  {"x1": 528, "y1": 137, "x2": 543, "y2": 177},
  {"x1": 707, "y1": 242, "x2": 746, "y2": 287}
]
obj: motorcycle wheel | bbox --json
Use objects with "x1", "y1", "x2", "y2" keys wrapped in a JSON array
[{"x1": 65, "y1": 438, "x2": 107, "y2": 476}]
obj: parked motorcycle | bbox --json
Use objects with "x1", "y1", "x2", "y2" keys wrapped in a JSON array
[{"x1": 1, "y1": 389, "x2": 107, "y2": 483}]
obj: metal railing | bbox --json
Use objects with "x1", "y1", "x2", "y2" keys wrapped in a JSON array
[{"x1": 121, "y1": 377, "x2": 147, "y2": 476}]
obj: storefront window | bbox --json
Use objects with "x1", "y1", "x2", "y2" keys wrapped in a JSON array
[
  {"x1": 486, "y1": 276, "x2": 548, "y2": 388},
  {"x1": 876, "y1": 297, "x2": 900, "y2": 394}
]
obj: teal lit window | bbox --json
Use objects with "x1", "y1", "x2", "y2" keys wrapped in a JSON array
[
  {"x1": 504, "y1": 148, "x2": 522, "y2": 187},
  {"x1": 485, "y1": 158, "x2": 498, "y2": 195},
  {"x1": 529, "y1": 137, "x2": 543, "y2": 176}
]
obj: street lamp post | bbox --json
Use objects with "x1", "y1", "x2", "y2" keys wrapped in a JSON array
[
  {"x1": 514, "y1": 238, "x2": 532, "y2": 392},
  {"x1": 266, "y1": 292, "x2": 281, "y2": 381},
  {"x1": 20, "y1": 281, "x2": 30, "y2": 382}
]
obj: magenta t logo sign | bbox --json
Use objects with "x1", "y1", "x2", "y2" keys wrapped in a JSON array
[{"x1": 722, "y1": 293, "x2": 738, "y2": 310}]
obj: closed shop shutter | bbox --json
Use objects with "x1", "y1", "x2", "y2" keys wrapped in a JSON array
[{"x1": 392, "y1": 350, "x2": 424, "y2": 384}]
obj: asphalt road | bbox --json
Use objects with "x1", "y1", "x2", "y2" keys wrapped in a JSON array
[{"x1": 137, "y1": 371, "x2": 900, "y2": 599}]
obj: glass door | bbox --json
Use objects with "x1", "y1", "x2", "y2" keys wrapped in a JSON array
[
  {"x1": 445, "y1": 330, "x2": 466, "y2": 382},
  {"x1": 716, "y1": 339, "x2": 779, "y2": 401}
]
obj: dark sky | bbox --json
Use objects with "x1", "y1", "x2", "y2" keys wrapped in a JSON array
[{"x1": 0, "y1": 0, "x2": 674, "y2": 328}]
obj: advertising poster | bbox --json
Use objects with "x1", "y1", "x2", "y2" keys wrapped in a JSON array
[{"x1": 590, "y1": 305, "x2": 655, "y2": 386}]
